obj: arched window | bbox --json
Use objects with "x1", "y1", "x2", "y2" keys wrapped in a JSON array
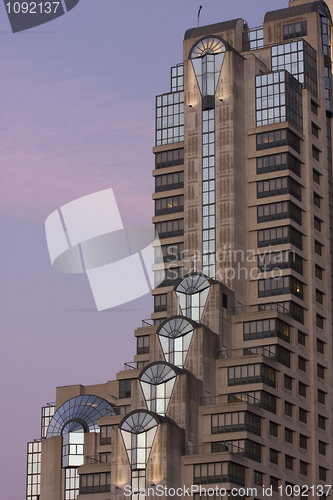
[
  {"x1": 175, "y1": 274, "x2": 211, "y2": 321},
  {"x1": 157, "y1": 316, "x2": 197, "y2": 368},
  {"x1": 190, "y1": 37, "x2": 226, "y2": 97},
  {"x1": 139, "y1": 363, "x2": 178, "y2": 415}
]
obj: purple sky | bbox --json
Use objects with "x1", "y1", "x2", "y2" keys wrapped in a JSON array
[{"x1": 0, "y1": 0, "x2": 280, "y2": 497}]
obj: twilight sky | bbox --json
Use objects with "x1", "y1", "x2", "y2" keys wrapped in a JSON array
[{"x1": 0, "y1": 0, "x2": 281, "y2": 497}]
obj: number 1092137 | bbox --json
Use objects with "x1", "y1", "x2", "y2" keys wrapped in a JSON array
[{"x1": 5, "y1": 2, "x2": 60, "y2": 14}]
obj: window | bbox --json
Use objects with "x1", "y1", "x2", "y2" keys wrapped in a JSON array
[
  {"x1": 154, "y1": 293, "x2": 167, "y2": 312},
  {"x1": 223, "y1": 293, "x2": 228, "y2": 309},
  {"x1": 155, "y1": 171, "x2": 184, "y2": 191},
  {"x1": 137, "y1": 335, "x2": 149, "y2": 355},
  {"x1": 258, "y1": 275, "x2": 303, "y2": 299},
  {"x1": 258, "y1": 225, "x2": 303, "y2": 249},
  {"x1": 319, "y1": 441, "x2": 326, "y2": 455},
  {"x1": 171, "y1": 64, "x2": 184, "y2": 92},
  {"x1": 316, "y1": 289, "x2": 324, "y2": 304},
  {"x1": 314, "y1": 216, "x2": 322, "y2": 232},
  {"x1": 316, "y1": 314, "x2": 324, "y2": 329},
  {"x1": 298, "y1": 330, "x2": 306, "y2": 346},
  {"x1": 255, "y1": 71, "x2": 303, "y2": 131},
  {"x1": 228, "y1": 364, "x2": 276, "y2": 388},
  {"x1": 211, "y1": 411, "x2": 261, "y2": 436},
  {"x1": 285, "y1": 455, "x2": 294, "y2": 470},
  {"x1": 299, "y1": 382, "x2": 307, "y2": 398},
  {"x1": 285, "y1": 401, "x2": 293, "y2": 417},
  {"x1": 139, "y1": 363, "x2": 177, "y2": 416},
  {"x1": 155, "y1": 195, "x2": 184, "y2": 215},
  {"x1": 284, "y1": 375, "x2": 293, "y2": 391},
  {"x1": 318, "y1": 415, "x2": 326, "y2": 430},
  {"x1": 100, "y1": 426, "x2": 112, "y2": 446},
  {"x1": 270, "y1": 421, "x2": 278, "y2": 437},
  {"x1": 193, "y1": 462, "x2": 245, "y2": 486},
  {"x1": 311, "y1": 100, "x2": 319, "y2": 115},
  {"x1": 254, "y1": 471, "x2": 263, "y2": 486},
  {"x1": 311, "y1": 122, "x2": 319, "y2": 138},
  {"x1": 298, "y1": 356, "x2": 306, "y2": 371},
  {"x1": 65, "y1": 469, "x2": 79, "y2": 500},
  {"x1": 299, "y1": 434, "x2": 307, "y2": 449},
  {"x1": 314, "y1": 240, "x2": 322, "y2": 256},
  {"x1": 300, "y1": 461, "x2": 308, "y2": 476},
  {"x1": 256, "y1": 129, "x2": 300, "y2": 153},
  {"x1": 243, "y1": 318, "x2": 290, "y2": 342},
  {"x1": 313, "y1": 169, "x2": 320, "y2": 184},
  {"x1": 156, "y1": 92, "x2": 184, "y2": 146},
  {"x1": 270, "y1": 449, "x2": 279, "y2": 464},
  {"x1": 319, "y1": 467, "x2": 327, "y2": 481},
  {"x1": 317, "y1": 364, "x2": 325, "y2": 379},
  {"x1": 285, "y1": 428, "x2": 293, "y2": 443},
  {"x1": 318, "y1": 389, "x2": 326, "y2": 405},
  {"x1": 257, "y1": 201, "x2": 302, "y2": 225},
  {"x1": 257, "y1": 249, "x2": 303, "y2": 275},
  {"x1": 283, "y1": 21, "x2": 307, "y2": 39},
  {"x1": 315, "y1": 265, "x2": 323, "y2": 280},
  {"x1": 155, "y1": 242, "x2": 184, "y2": 263},
  {"x1": 154, "y1": 266, "x2": 184, "y2": 287},
  {"x1": 119, "y1": 379, "x2": 132, "y2": 399},
  {"x1": 79, "y1": 473, "x2": 111, "y2": 494},
  {"x1": 316, "y1": 339, "x2": 325, "y2": 354},
  {"x1": 270, "y1": 477, "x2": 279, "y2": 492},
  {"x1": 155, "y1": 218, "x2": 184, "y2": 239},
  {"x1": 299, "y1": 408, "x2": 307, "y2": 424},
  {"x1": 312, "y1": 146, "x2": 320, "y2": 161},
  {"x1": 26, "y1": 441, "x2": 41, "y2": 500},
  {"x1": 147, "y1": 143, "x2": 169, "y2": 168},
  {"x1": 157, "y1": 316, "x2": 195, "y2": 368},
  {"x1": 313, "y1": 192, "x2": 321, "y2": 208},
  {"x1": 243, "y1": 27, "x2": 264, "y2": 50},
  {"x1": 256, "y1": 152, "x2": 301, "y2": 176}
]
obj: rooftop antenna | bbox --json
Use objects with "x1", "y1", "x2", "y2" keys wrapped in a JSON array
[{"x1": 197, "y1": 5, "x2": 202, "y2": 27}]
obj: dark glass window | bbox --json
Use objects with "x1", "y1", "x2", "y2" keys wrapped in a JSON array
[
  {"x1": 155, "y1": 195, "x2": 184, "y2": 216},
  {"x1": 257, "y1": 200, "x2": 302, "y2": 225},
  {"x1": 318, "y1": 389, "x2": 326, "y2": 404},
  {"x1": 311, "y1": 122, "x2": 319, "y2": 138},
  {"x1": 315, "y1": 240, "x2": 323, "y2": 255},
  {"x1": 299, "y1": 382, "x2": 307, "y2": 398},
  {"x1": 137, "y1": 335, "x2": 149, "y2": 355},
  {"x1": 119, "y1": 379, "x2": 132, "y2": 399},
  {"x1": 257, "y1": 249, "x2": 303, "y2": 275},
  {"x1": 254, "y1": 471, "x2": 263, "y2": 486},
  {"x1": 316, "y1": 314, "x2": 324, "y2": 329},
  {"x1": 79, "y1": 473, "x2": 111, "y2": 494},
  {"x1": 298, "y1": 356, "x2": 306, "y2": 371},
  {"x1": 313, "y1": 169, "x2": 321, "y2": 184},
  {"x1": 316, "y1": 289, "x2": 324, "y2": 304},
  {"x1": 298, "y1": 330, "x2": 306, "y2": 346},
  {"x1": 270, "y1": 421, "x2": 278, "y2": 437},
  {"x1": 155, "y1": 171, "x2": 184, "y2": 192},
  {"x1": 318, "y1": 415, "x2": 326, "y2": 430},
  {"x1": 315, "y1": 265, "x2": 323, "y2": 280},
  {"x1": 300, "y1": 461, "x2": 308, "y2": 476},
  {"x1": 319, "y1": 441, "x2": 326, "y2": 455},
  {"x1": 155, "y1": 148, "x2": 184, "y2": 169},
  {"x1": 228, "y1": 364, "x2": 276, "y2": 388},
  {"x1": 256, "y1": 129, "x2": 300, "y2": 153},
  {"x1": 285, "y1": 428, "x2": 293, "y2": 443},
  {"x1": 317, "y1": 339, "x2": 325, "y2": 354},
  {"x1": 314, "y1": 216, "x2": 322, "y2": 231},
  {"x1": 256, "y1": 152, "x2": 301, "y2": 176},
  {"x1": 300, "y1": 434, "x2": 307, "y2": 449},
  {"x1": 284, "y1": 375, "x2": 293, "y2": 391},
  {"x1": 270, "y1": 477, "x2": 279, "y2": 492},
  {"x1": 311, "y1": 99, "x2": 319, "y2": 115},
  {"x1": 319, "y1": 467, "x2": 327, "y2": 481},
  {"x1": 257, "y1": 177, "x2": 302, "y2": 201},
  {"x1": 155, "y1": 242, "x2": 184, "y2": 263},
  {"x1": 193, "y1": 462, "x2": 245, "y2": 486},
  {"x1": 155, "y1": 218, "x2": 184, "y2": 239},
  {"x1": 285, "y1": 455, "x2": 294, "y2": 470},
  {"x1": 154, "y1": 293, "x2": 167, "y2": 312},
  {"x1": 283, "y1": 21, "x2": 307, "y2": 40},
  {"x1": 258, "y1": 275, "x2": 303, "y2": 299},
  {"x1": 243, "y1": 318, "x2": 290, "y2": 342},
  {"x1": 100, "y1": 426, "x2": 112, "y2": 446},
  {"x1": 154, "y1": 266, "x2": 184, "y2": 287},
  {"x1": 317, "y1": 364, "x2": 325, "y2": 379},
  {"x1": 313, "y1": 192, "x2": 321, "y2": 208},
  {"x1": 285, "y1": 401, "x2": 293, "y2": 417},
  {"x1": 257, "y1": 225, "x2": 303, "y2": 249},
  {"x1": 211, "y1": 411, "x2": 261, "y2": 436},
  {"x1": 312, "y1": 146, "x2": 320, "y2": 161},
  {"x1": 299, "y1": 408, "x2": 307, "y2": 423}
]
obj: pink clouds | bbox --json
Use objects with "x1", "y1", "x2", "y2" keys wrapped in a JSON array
[{"x1": 0, "y1": 49, "x2": 155, "y2": 226}]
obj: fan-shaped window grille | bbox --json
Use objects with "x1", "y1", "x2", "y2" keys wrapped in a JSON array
[
  {"x1": 139, "y1": 363, "x2": 177, "y2": 416},
  {"x1": 46, "y1": 395, "x2": 115, "y2": 438},
  {"x1": 190, "y1": 37, "x2": 226, "y2": 96},
  {"x1": 175, "y1": 275, "x2": 211, "y2": 321},
  {"x1": 120, "y1": 411, "x2": 159, "y2": 469},
  {"x1": 157, "y1": 317, "x2": 196, "y2": 368}
]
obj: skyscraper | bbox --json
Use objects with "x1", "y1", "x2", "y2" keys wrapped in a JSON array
[{"x1": 27, "y1": 0, "x2": 332, "y2": 498}]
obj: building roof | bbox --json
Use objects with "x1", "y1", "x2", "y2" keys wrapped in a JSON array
[
  {"x1": 264, "y1": 1, "x2": 329, "y2": 23},
  {"x1": 184, "y1": 18, "x2": 242, "y2": 40}
]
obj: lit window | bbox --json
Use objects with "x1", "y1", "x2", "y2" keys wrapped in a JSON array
[{"x1": 139, "y1": 363, "x2": 177, "y2": 416}]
